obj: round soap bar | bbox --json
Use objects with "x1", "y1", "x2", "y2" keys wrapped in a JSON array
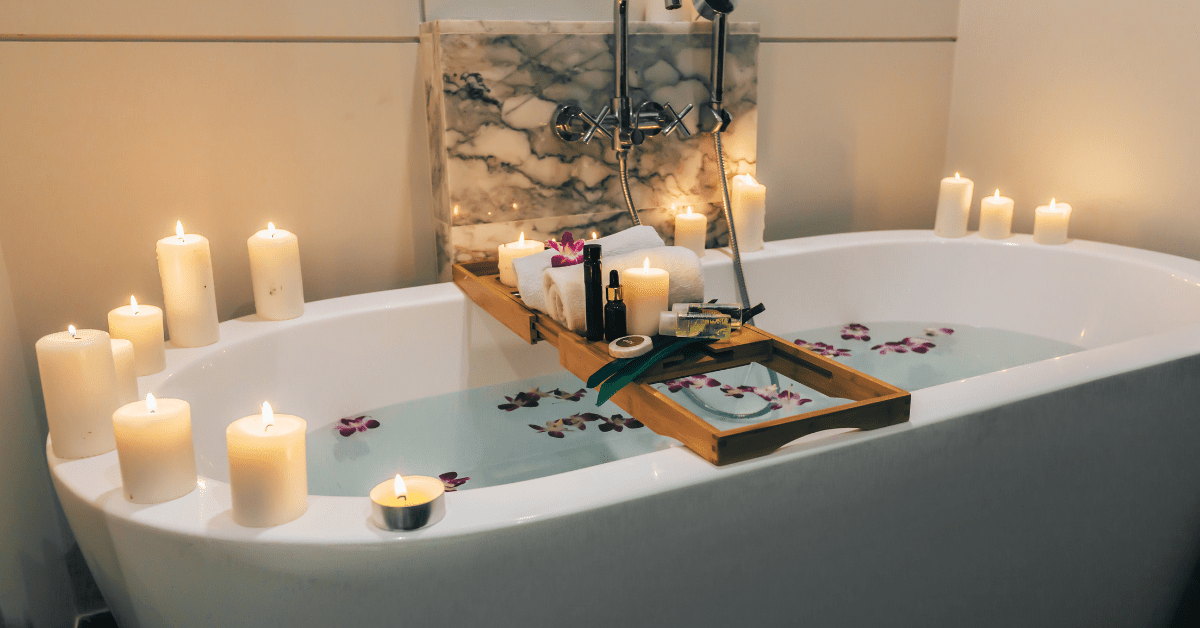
[{"x1": 609, "y1": 335, "x2": 653, "y2": 359}]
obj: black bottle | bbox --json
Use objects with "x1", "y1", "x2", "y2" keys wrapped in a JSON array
[
  {"x1": 584, "y1": 244, "x2": 604, "y2": 341},
  {"x1": 604, "y1": 269, "x2": 627, "y2": 342}
]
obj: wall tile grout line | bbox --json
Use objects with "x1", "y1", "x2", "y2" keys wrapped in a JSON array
[{"x1": 0, "y1": 34, "x2": 421, "y2": 43}]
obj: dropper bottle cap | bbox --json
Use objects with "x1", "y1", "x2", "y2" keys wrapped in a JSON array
[{"x1": 606, "y1": 269, "x2": 623, "y2": 300}]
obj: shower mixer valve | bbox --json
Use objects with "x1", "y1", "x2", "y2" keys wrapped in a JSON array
[{"x1": 552, "y1": 100, "x2": 693, "y2": 149}]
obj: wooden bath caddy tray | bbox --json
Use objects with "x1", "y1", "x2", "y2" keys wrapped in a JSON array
[{"x1": 454, "y1": 260, "x2": 911, "y2": 465}]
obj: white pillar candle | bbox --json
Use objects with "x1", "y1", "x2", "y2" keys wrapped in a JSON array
[
  {"x1": 226, "y1": 402, "x2": 307, "y2": 527},
  {"x1": 1033, "y1": 199, "x2": 1073, "y2": 245},
  {"x1": 110, "y1": 339, "x2": 138, "y2": 406},
  {"x1": 108, "y1": 296, "x2": 166, "y2": 376},
  {"x1": 623, "y1": 257, "x2": 670, "y2": 336},
  {"x1": 730, "y1": 174, "x2": 766, "y2": 252},
  {"x1": 497, "y1": 232, "x2": 544, "y2": 287},
  {"x1": 674, "y1": 206, "x2": 707, "y2": 257},
  {"x1": 157, "y1": 221, "x2": 219, "y2": 347},
  {"x1": 978, "y1": 189, "x2": 1015, "y2": 240},
  {"x1": 112, "y1": 394, "x2": 197, "y2": 504},
  {"x1": 247, "y1": 223, "x2": 305, "y2": 321},
  {"x1": 934, "y1": 172, "x2": 974, "y2": 238},
  {"x1": 35, "y1": 326, "x2": 119, "y2": 459}
]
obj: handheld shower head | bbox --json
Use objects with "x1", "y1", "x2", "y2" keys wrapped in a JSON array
[{"x1": 693, "y1": 0, "x2": 737, "y2": 20}]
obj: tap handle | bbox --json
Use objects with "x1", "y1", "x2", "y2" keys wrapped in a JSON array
[
  {"x1": 662, "y1": 102, "x2": 693, "y2": 137},
  {"x1": 580, "y1": 105, "x2": 613, "y2": 143}
]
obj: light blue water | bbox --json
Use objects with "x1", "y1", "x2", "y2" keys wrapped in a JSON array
[{"x1": 306, "y1": 322, "x2": 1082, "y2": 496}]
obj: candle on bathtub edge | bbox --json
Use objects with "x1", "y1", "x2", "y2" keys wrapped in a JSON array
[
  {"x1": 369, "y1": 474, "x2": 447, "y2": 531},
  {"x1": 674, "y1": 206, "x2": 707, "y2": 257},
  {"x1": 113, "y1": 394, "x2": 197, "y2": 504},
  {"x1": 110, "y1": 339, "x2": 138, "y2": 406},
  {"x1": 36, "y1": 326, "x2": 119, "y2": 459},
  {"x1": 109, "y1": 296, "x2": 166, "y2": 376},
  {"x1": 226, "y1": 402, "x2": 307, "y2": 527},
  {"x1": 934, "y1": 172, "x2": 974, "y2": 238},
  {"x1": 979, "y1": 189, "x2": 1015, "y2": 240},
  {"x1": 157, "y1": 221, "x2": 219, "y2": 347},
  {"x1": 623, "y1": 257, "x2": 670, "y2": 336},
  {"x1": 248, "y1": 222, "x2": 305, "y2": 321},
  {"x1": 730, "y1": 174, "x2": 766, "y2": 252},
  {"x1": 1033, "y1": 199, "x2": 1073, "y2": 245},
  {"x1": 497, "y1": 232, "x2": 544, "y2": 287}
]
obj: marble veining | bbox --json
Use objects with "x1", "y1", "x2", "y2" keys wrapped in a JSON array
[{"x1": 422, "y1": 20, "x2": 758, "y2": 277}]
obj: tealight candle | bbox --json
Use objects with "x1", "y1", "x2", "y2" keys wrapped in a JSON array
[
  {"x1": 35, "y1": 326, "x2": 119, "y2": 459},
  {"x1": 1033, "y1": 198, "x2": 1073, "y2": 245},
  {"x1": 110, "y1": 338, "x2": 138, "y2": 406},
  {"x1": 157, "y1": 221, "x2": 219, "y2": 347},
  {"x1": 934, "y1": 172, "x2": 974, "y2": 238},
  {"x1": 226, "y1": 402, "x2": 307, "y2": 527},
  {"x1": 247, "y1": 222, "x2": 305, "y2": 321},
  {"x1": 623, "y1": 257, "x2": 670, "y2": 336},
  {"x1": 497, "y1": 232, "x2": 544, "y2": 287},
  {"x1": 112, "y1": 394, "x2": 197, "y2": 504},
  {"x1": 674, "y1": 206, "x2": 707, "y2": 257},
  {"x1": 730, "y1": 174, "x2": 766, "y2": 252},
  {"x1": 978, "y1": 189, "x2": 1015, "y2": 240},
  {"x1": 369, "y1": 474, "x2": 446, "y2": 531},
  {"x1": 108, "y1": 296, "x2": 166, "y2": 376}
]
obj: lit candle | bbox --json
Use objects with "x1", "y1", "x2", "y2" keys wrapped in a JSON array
[
  {"x1": 247, "y1": 222, "x2": 305, "y2": 321},
  {"x1": 35, "y1": 326, "x2": 119, "y2": 459},
  {"x1": 934, "y1": 172, "x2": 974, "y2": 238},
  {"x1": 730, "y1": 174, "x2": 766, "y2": 252},
  {"x1": 623, "y1": 257, "x2": 670, "y2": 336},
  {"x1": 978, "y1": 189, "x2": 1015, "y2": 240},
  {"x1": 108, "y1": 296, "x2": 166, "y2": 376},
  {"x1": 369, "y1": 474, "x2": 446, "y2": 531},
  {"x1": 112, "y1": 394, "x2": 197, "y2": 504},
  {"x1": 1033, "y1": 198, "x2": 1073, "y2": 245},
  {"x1": 110, "y1": 338, "x2": 138, "y2": 406},
  {"x1": 674, "y1": 206, "x2": 707, "y2": 257},
  {"x1": 497, "y1": 232, "x2": 544, "y2": 287},
  {"x1": 157, "y1": 221, "x2": 219, "y2": 347},
  {"x1": 226, "y1": 402, "x2": 308, "y2": 527}
]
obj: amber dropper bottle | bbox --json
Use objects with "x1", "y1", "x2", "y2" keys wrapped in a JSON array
[{"x1": 604, "y1": 269, "x2": 627, "y2": 341}]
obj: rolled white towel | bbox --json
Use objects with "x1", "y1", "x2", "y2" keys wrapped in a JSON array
[
  {"x1": 543, "y1": 246, "x2": 704, "y2": 334},
  {"x1": 513, "y1": 225, "x2": 664, "y2": 313}
]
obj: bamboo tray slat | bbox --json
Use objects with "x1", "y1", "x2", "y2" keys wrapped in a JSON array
[{"x1": 453, "y1": 260, "x2": 910, "y2": 465}]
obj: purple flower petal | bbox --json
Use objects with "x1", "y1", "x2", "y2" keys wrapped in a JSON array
[
  {"x1": 338, "y1": 427, "x2": 356, "y2": 437},
  {"x1": 365, "y1": 419, "x2": 380, "y2": 429}
]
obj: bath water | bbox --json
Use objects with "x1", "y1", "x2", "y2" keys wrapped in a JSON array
[{"x1": 305, "y1": 322, "x2": 1082, "y2": 496}]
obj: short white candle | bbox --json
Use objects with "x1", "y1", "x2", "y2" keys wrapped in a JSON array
[
  {"x1": 108, "y1": 296, "x2": 166, "y2": 376},
  {"x1": 247, "y1": 223, "x2": 305, "y2": 321},
  {"x1": 674, "y1": 206, "x2": 707, "y2": 257},
  {"x1": 978, "y1": 189, "x2": 1015, "y2": 240},
  {"x1": 226, "y1": 402, "x2": 308, "y2": 527},
  {"x1": 110, "y1": 339, "x2": 138, "y2": 406},
  {"x1": 157, "y1": 221, "x2": 219, "y2": 347},
  {"x1": 730, "y1": 174, "x2": 766, "y2": 252},
  {"x1": 623, "y1": 257, "x2": 670, "y2": 336},
  {"x1": 35, "y1": 326, "x2": 119, "y2": 459},
  {"x1": 1033, "y1": 198, "x2": 1073, "y2": 245},
  {"x1": 497, "y1": 232, "x2": 544, "y2": 287},
  {"x1": 112, "y1": 394, "x2": 197, "y2": 504},
  {"x1": 934, "y1": 172, "x2": 974, "y2": 238}
]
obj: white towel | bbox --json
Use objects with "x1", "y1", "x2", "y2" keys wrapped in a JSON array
[
  {"x1": 543, "y1": 246, "x2": 705, "y2": 334},
  {"x1": 514, "y1": 225, "x2": 664, "y2": 313}
]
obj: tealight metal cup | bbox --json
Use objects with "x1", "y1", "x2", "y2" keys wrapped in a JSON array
[{"x1": 369, "y1": 476, "x2": 446, "y2": 531}]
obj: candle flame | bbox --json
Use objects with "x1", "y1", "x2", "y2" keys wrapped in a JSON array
[
  {"x1": 643, "y1": 257, "x2": 650, "y2": 272},
  {"x1": 955, "y1": 172, "x2": 960, "y2": 179},
  {"x1": 512, "y1": 203, "x2": 518, "y2": 210},
  {"x1": 1050, "y1": 198, "x2": 1056, "y2": 210},
  {"x1": 994, "y1": 189, "x2": 1000, "y2": 199},
  {"x1": 518, "y1": 232, "x2": 525, "y2": 245},
  {"x1": 146, "y1": 393, "x2": 157, "y2": 413},
  {"x1": 68, "y1": 325, "x2": 77, "y2": 338},
  {"x1": 262, "y1": 402, "x2": 274, "y2": 429},
  {"x1": 394, "y1": 474, "x2": 408, "y2": 499},
  {"x1": 687, "y1": 206, "x2": 693, "y2": 215},
  {"x1": 592, "y1": 231, "x2": 598, "y2": 240},
  {"x1": 453, "y1": 205, "x2": 459, "y2": 215},
  {"x1": 130, "y1": 295, "x2": 140, "y2": 314},
  {"x1": 175, "y1": 220, "x2": 185, "y2": 239},
  {"x1": 267, "y1": 222, "x2": 276, "y2": 237}
]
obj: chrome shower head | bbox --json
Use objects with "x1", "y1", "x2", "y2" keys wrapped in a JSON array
[{"x1": 693, "y1": 0, "x2": 737, "y2": 20}]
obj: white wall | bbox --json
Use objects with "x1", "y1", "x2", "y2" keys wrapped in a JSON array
[{"x1": 945, "y1": 0, "x2": 1200, "y2": 258}]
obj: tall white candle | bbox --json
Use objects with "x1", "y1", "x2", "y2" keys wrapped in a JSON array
[
  {"x1": 730, "y1": 174, "x2": 766, "y2": 252},
  {"x1": 934, "y1": 172, "x2": 974, "y2": 238},
  {"x1": 157, "y1": 221, "x2": 219, "y2": 347},
  {"x1": 978, "y1": 189, "x2": 1015, "y2": 240},
  {"x1": 110, "y1": 339, "x2": 138, "y2": 406},
  {"x1": 247, "y1": 223, "x2": 305, "y2": 321},
  {"x1": 226, "y1": 402, "x2": 307, "y2": 527},
  {"x1": 1033, "y1": 199, "x2": 1073, "y2": 245},
  {"x1": 108, "y1": 296, "x2": 166, "y2": 376},
  {"x1": 35, "y1": 326, "x2": 119, "y2": 459},
  {"x1": 497, "y1": 232, "x2": 544, "y2": 287},
  {"x1": 623, "y1": 257, "x2": 670, "y2": 336},
  {"x1": 112, "y1": 394, "x2": 197, "y2": 504},
  {"x1": 674, "y1": 206, "x2": 707, "y2": 257}
]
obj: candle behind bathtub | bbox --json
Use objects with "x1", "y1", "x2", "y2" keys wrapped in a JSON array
[
  {"x1": 110, "y1": 338, "x2": 138, "y2": 406},
  {"x1": 113, "y1": 394, "x2": 197, "y2": 504},
  {"x1": 934, "y1": 173, "x2": 974, "y2": 238},
  {"x1": 157, "y1": 221, "x2": 219, "y2": 347},
  {"x1": 674, "y1": 206, "x2": 707, "y2": 257},
  {"x1": 226, "y1": 402, "x2": 307, "y2": 527},
  {"x1": 978, "y1": 190, "x2": 1015, "y2": 240},
  {"x1": 248, "y1": 222, "x2": 305, "y2": 321},
  {"x1": 36, "y1": 326, "x2": 119, "y2": 459},
  {"x1": 730, "y1": 175, "x2": 766, "y2": 252},
  {"x1": 109, "y1": 296, "x2": 166, "y2": 376},
  {"x1": 1033, "y1": 199, "x2": 1073, "y2": 245}
]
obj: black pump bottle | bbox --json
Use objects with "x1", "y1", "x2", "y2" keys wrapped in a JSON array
[
  {"x1": 584, "y1": 244, "x2": 604, "y2": 341},
  {"x1": 604, "y1": 269, "x2": 627, "y2": 341}
]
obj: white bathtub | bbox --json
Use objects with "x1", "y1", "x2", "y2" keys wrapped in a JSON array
[{"x1": 49, "y1": 231, "x2": 1200, "y2": 627}]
